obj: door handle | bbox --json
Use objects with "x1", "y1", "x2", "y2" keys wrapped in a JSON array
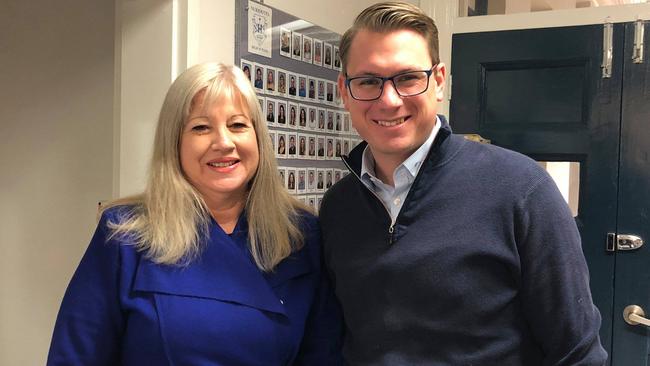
[{"x1": 623, "y1": 305, "x2": 650, "y2": 327}]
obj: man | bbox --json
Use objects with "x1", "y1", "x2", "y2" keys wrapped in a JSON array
[
  {"x1": 254, "y1": 67, "x2": 263, "y2": 89},
  {"x1": 289, "y1": 75, "x2": 297, "y2": 96},
  {"x1": 266, "y1": 101, "x2": 274, "y2": 123},
  {"x1": 309, "y1": 137, "x2": 316, "y2": 157},
  {"x1": 288, "y1": 135, "x2": 296, "y2": 155},
  {"x1": 299, "y1": 77, "x2": 307, "y2": 98},
  {"x1": 319, "y1": 2, "x2": 607, "y2": 365},
  {"x1": 298, "y1": 170, "x2": 306, "y2": 190},
  {"x1": 309, "y1": 80, "x2": 316, "y2": 99}
]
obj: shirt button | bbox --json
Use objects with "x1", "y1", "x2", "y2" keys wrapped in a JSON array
[{"x1": 394, "y1": 198, "x2": 401, "y2": 205}]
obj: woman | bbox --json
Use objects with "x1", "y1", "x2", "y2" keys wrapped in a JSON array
[
  {"x1": 289, "y1": 106, "x2": 297, "y2": 127},
  {"x1": 288, "y1": 172, "x2": 296, "y2": 190},
  {"x1": 266, "y1": 101, "x2": 275, "y2": 123},
  {"x1": 278, "y1": 135, "x2": 286, "y2": 155},
  {"x1": 278, "y1": 73, "x2": 286, "y2": 94},
  {"x1": 48, "y1": 63, "x2": 342, "y2": 365},
  {"x1": 299, "y1": 108, "x2": 307, "y2": 128},
  {"x1": 299, "y1": 136, "x2": 306, "y2": 157},
  {"x1": 266, "y1": 69, "x2": 275, "y2": 92},
  {"x1": 278, "y1": 104, "x2": 286, "y2": 124}
]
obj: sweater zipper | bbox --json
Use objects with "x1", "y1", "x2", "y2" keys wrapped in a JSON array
[{"x1": 342, "y1": 157, "x2": 397, "y2": 245}]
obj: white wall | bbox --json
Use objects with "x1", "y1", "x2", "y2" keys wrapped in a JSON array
[
  {"x1": 0, "y1": 1, "x2": 115, "y2": 365},
  {"x1": 116, "y1": 0, "x2": 174, "y2": 197},
  {"x1": 265, "y1": 0, "x2": 419, "y2": 34}
]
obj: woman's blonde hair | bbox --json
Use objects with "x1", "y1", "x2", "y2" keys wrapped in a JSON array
[{"x1": 103, "y1": 63, "x2": 308, "y2": 272}]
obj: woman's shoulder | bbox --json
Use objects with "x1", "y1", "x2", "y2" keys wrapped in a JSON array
[{"x1": 100, "y1": 204, "x2": 140, "y2": 226}]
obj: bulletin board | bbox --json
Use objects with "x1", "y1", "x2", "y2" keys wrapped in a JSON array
[{"x1": 235, "y1": 0, "x2": 360, "y2": 211}]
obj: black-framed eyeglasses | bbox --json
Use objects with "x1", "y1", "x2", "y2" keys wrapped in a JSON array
[{"x1": 345, "y1": 66, "x2": 436, "y2": 101}]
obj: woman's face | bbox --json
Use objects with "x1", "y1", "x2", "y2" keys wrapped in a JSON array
[
  {"x1": 279, "y1": 105, "x2": 285, "y2": 116},
  {"x1": 180, "y1": 91, "x2": 259, "y2": 205}
]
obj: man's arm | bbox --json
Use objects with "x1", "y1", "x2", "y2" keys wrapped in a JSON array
[{"x1": 517, "y1": 174, "x2": 607, "y2": 365}]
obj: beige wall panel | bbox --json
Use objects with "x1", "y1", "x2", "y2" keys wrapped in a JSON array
[{"x1": 0, "y1": 1, "x2": 115, "y2": 364}]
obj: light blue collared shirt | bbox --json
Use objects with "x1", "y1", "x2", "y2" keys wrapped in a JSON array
[{"x1": 360, "y1": 117, "x2": 441, "y2": 224}]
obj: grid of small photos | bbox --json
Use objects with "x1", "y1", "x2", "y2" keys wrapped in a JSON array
[
  {"x1": 240, "y1": 30, "x2": 360, "y2": 212},
  {"x1": 278, "y1": 27, "x2": 342, "y2": 70}
]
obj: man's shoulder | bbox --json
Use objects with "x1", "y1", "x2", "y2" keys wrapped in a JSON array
[
  {"x1": 443, "y1": 135, "x2": 552, "y2": 199},
  {"x1": 321, "y1": 173, "x2": 359, "y2": 211},
  {"x1": 449, "y1": 135, "x2": 545, "y2": 179}
]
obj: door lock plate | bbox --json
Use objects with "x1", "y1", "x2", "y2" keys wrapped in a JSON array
[
  {"x1": 618, "y1": 234, "x2": 644, "y2": 250},
  {"x1": 606, "y1": 233, "x2": 644, "y2": 251}
]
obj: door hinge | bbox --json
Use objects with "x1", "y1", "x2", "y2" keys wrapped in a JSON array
[
  {"x1": 602, "y1": 19, "x2": 614, "y2": 78},
  {"x1": 633, "y1": 18, "x2": 645, "y2": 64},
  {"x1": 607, "y1": 233, "x2": 644, "y2": 252}
]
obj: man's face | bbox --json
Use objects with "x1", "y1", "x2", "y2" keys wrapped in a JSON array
[{"x1": 338, "y1": 29, "x2": 445, "y2": 166}]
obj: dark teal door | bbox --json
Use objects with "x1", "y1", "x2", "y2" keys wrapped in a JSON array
[
  {"x1": 450, "y1": 21, "x2": 650, "y2": 365},
  {"x1": 610, "y1": 21, "x2": 650, "y2": 366}
]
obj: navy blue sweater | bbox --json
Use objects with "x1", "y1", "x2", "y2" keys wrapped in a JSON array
[{"x1": 320, "y1": 119, "x2": 607, "y2": 365}]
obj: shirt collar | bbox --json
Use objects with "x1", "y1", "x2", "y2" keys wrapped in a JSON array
[{"x1": 361, "y1": 116, "x2": 441, "y2": 184}]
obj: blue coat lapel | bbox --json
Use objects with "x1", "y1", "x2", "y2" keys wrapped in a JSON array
[{"x1": 132, "y1": 217, "x2": 311, "y2": 315}]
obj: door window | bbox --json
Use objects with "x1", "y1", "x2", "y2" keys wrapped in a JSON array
[{"x1": 537, "y1": 161, "x2": 580, "y2": 217}]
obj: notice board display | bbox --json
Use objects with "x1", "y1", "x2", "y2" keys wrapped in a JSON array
[{"x1": 235, "y1": 0, "x2": 360, "y2": 211}]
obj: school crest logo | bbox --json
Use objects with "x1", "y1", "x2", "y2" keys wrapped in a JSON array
[{"x1": 252, "y1": 14, "x2": 268, "y2": 45}]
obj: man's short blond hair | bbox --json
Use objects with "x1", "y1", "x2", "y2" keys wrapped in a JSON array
[{"x1": 339, "y1": 1, "x2": 439, "y2": 75}]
